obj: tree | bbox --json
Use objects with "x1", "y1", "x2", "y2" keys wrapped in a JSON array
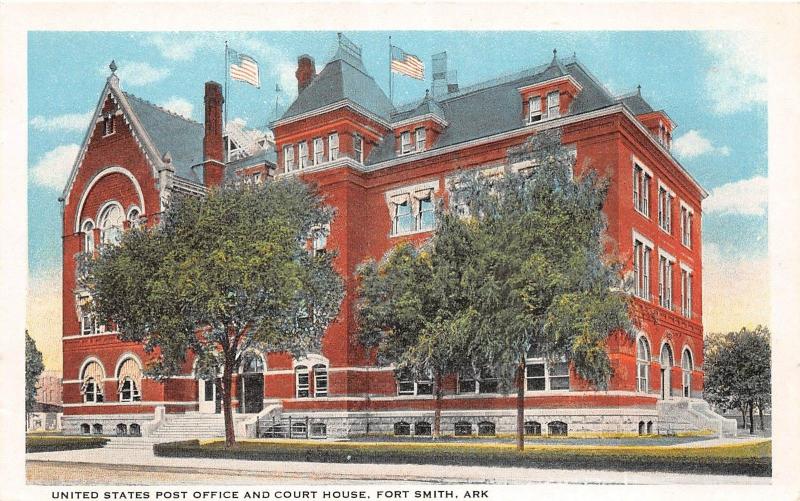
[
  {"x1": 356, "y1": 212, "x2": 480, "y2": 437},
  {"x1": 704, "y1": 326, "x2": 771, "y2": 434},
  {"x1": 85, "y1": 178, "x2": 344, "y2": 446},
  {"x1": 450, "y1": 129, "x2": 635, "y2": 450},
  {"x1": 25, "y1": 330, "x2": 45, "y2": 430}
]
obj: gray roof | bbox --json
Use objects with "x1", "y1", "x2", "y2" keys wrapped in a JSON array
[
  {"x1": 391, "y1": 91, "x2": 447, "y2": 123},
  {"x1": 616, "y1": 90, "x2": 654, "y2": 115},
  {"x1": 279, "y1": 51, "x2": 395, "y2": 123},
  {"x1": 223, "y1": 148, "x2": 277, "y2": 183},
  {"x1": 123, "y1": 92, "x2": 205, "y2": 183},
  {"x1": 367, "y1": 57, "x2": 626, "y2": 165}
]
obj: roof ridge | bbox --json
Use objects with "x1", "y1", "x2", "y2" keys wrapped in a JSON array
[{"x1": 122, "y1": 91, "x2": 202, "y2": 126}]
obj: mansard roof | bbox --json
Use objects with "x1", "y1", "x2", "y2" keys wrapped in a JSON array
[
  {"x1": 123, "y1": 92, "x2": 205, "y2": 183},
  {"x1": 279, "y1": 51, "x2": 395, "y2": 123},
  {"x1": 391, "y1": 91, "x2": 447, "y2": 124},
  {"x1": 616, "y1": 89, "x2": 655, "y2": 115}
]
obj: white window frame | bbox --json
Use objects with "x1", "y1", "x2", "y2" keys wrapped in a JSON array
[
  {"x1": 311, "y1": 224, "x2": 329, "y2": 256},
  {"x1": 525, "y1": 357, "x2": 570, "y2": 392},
  {"x1": 633, "y1": 162, "x2": 652, "y2": 217},
  {"x1": 295, "y1": 365, "x2": 310, "y2": 398},
  {"x1": 82, "y1": 220, "x2": 95, "y2": 253},
  {"x1": 657, "y1": 182, "x2": 674, "y2": 234},
  {"x1": 457, "y1": 370, "x2": 499, "y2": 394},
  {"x1": 118, "y1": 377, "x2": 141, "y2": 402},
  {"x1": 400, "y1": 131, "x2": 412, "y2": 155},
  {"x1": 328, "y1": 133, "x2": 339, "y2": 161},
  {"x1": 298, "y1": 142, "x2": 308, "y2": 169},
  {"x1": 396, "y1": 370, "x2": 433, "y2": 396},
  {"x1": 680, "y1": 263, "x2": 693, "y2": 319},
  {"x1": 658, "y1": 250, "x2": 675, "y2": 311},
  {"x1": 680, "y1": 201, "x2": 694, "y2": 248},
  {"x1": 415, "y1": 128, "x2": 426, "y2": 152},
  {"x1": 636, "y1": 335, "x2": 651, "y2": 393},
  {"x1": 313, "y1": 364, "x2": 328, "y2": 397},
  {"x1": 528, "y1": 95, "x2": 542, "y2": 123},
  {"x1": 313, "y1": 137, "x2": 324, "y2": 165},
  {"x1": 632, "y1": 231, "x2": 653, "y2": 301},
  {"x1": 546, "y1": 91, "x2": 560, "y2": 119},
  {"x1": 415, "y1": 191, "x2": 435, "y2": 231},
  {"x1": 97, "y1": 202, "x2": 125, "y2": 247},
  {"x1": 681, "y1": 348, "x2": 693, "y2": 397},
  {"x1": 283, "y1": 144, "x2": 296, "y2": 172},
  {"x1": 353, "y1": 134, "x2": 364, "y2": 163}
]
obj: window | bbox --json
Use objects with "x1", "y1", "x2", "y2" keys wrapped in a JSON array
[
  {"x1": 400, "y1": 131, "x2": 412, "y2": 155},
  {"x1": 414, "y1": 421, "x2": 431, "y2": 436},
  {"x1": 98, "y1": 204, "x2": 124, "y2": 246},
  {"x1": 82, "y1": 220, "x2": 95, "y2": 253},
  {"x1": 311, "y1": 225, "x2": 328, "y2": 256},
  {"x1": 252, "y1": 172, "x2": 262, "y2": 184},
  {"x1": 524, "y1": 421, "x2": 542, "y2": 436},
  {"x1": 119, "y1": 377, "x2": 141, "y2": 402},
  {"x1": 353, "y1": 134, "x2": 364, "y2": 163},
  {"x1": 116, "y1": 423, "x2": 128, "y2": 436},
  {"x1": 528, "y1": 96, "x2": 542, "y2": 123},
  {"x1": 313, "y1": 137, "x2": 324, "y2": 165},
  {"x1": 392, "y1": 198, "x2": 415, "y2": 235},
  {"x1": 396, "y1": 370, "x2": 432, "y2": 396},
  {"x1": 454, "y1": 421, "x2": 472, "y2": 436},
  {"x1": 681, "y1": 204, "x2": 693, "y2": 248},
  {"x1": 478, "y1": 421, "x2": 496, "y2": 436},
  {"x1": 633, "y1": 164, "x2": 651, "y2": 216},
  {"x1": 546, "y1": 91, "x2": 560, "y2": 119},
  {"x1": 633, "y1": 239, "x2": 652, "y2": 300},
  {"x1": 284, "y1": 145, "x2": 296, "y2": 172},
  {"x1": 103, "y1": 113, "x2": 114, "y2": 136},
  {"x1": 328, "y1": 133, "x2": 339, "y2": 161},
  {"x1": 117, "y1": 357, "x2": 142, "y2": 402},
  {"x1": 82, "y1": 378, "x2": 102, "y2": 402},
  {"x1": 458, "y1": 368, "x2": 498, "y2": 394},
  {"x1": 681, "y1": 268, "x2": 693, "y2": 319},
  {"x1": 80, "y1": 311, "x2": 98, "y2": 336},
  {"x1": 658, "y1": 254, "x2": 674, "y2": 310},
  {"x1": 298, "y1": 142, "x2": 308, "y2": 169},
  {"x1": 129, "y1": 423, "x2": 141, "y2": 436},
  {"x1": 295, "y1": 365, "x2": 309, "y2": 398},
  {"x1": 636, "y1": 336, "x2": 650, "y2": 393},
  {"x1": 415, "y1": 128, "x2": 426, "y2": 152},
  {"x1": 290, "y1": 422, "x2": 307, "y2": 438},
  {"x1": 127, "y1": 208, "x2": 142, "y2": 229},
  {"x1": 92, "y1": 423, "x2": 103, "y2": 435},
  {"x1": 681, "y1": 349, "x2": 693, "y2": 398},
  {"x1": 311, "y1": 422, "x2": 327, "y2": 437},
  {"x1": 658, "y1": 186, "x2": 673, "y2": 233},
  {"x1": 394, "y1": 421, "x2": 411, "y2": 436},
  {"x1": 525, "y1": 356, "x2": 571, "y2": 391},
  {"x1": 313, "y1": 364, "x2": 328, "y2": 397},
  {"x1": 81, "y1": 361, "x2": 105, "y2": 402},
  {"x1": 548, "y1": 421, "x2": 568, "y2": 436},
  {"x1": 416, "y1": 193, "x2": 435, "y2": 231},
  {"x1": 80, "y1": 423, "x2": 90, "y2": 434}
]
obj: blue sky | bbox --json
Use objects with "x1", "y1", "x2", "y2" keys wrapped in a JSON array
[{"x1": 27, "y1": 31, "x2": 768, "y2": 369}]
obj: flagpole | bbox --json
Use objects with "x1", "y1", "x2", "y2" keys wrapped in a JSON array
[
  {"x1": 224, "y1": 40, "x2": 229, "y2": 135},
  {"x1": 388, "y1": 36, "x2": 393, "y2": 105}
]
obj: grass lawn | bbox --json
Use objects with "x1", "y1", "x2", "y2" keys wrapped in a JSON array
[
  {"x1": 26, "y1": 434, "x2": 109, "y2": 453},
  {"x1": 154, "y1": 438, "x2": 771, "y2": 477}
]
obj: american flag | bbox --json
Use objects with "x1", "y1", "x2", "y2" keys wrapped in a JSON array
[
  {"x1": 229, "y1": 50, "x2": 260, "y2": 88},
  {"x1": 391, "y1": 46, "x2": 424, "y2": 80}
]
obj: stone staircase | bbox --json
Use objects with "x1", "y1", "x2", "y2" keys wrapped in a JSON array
[
  {"x1": 657, "y1": 398, "x2": 738, "y2": 437},
  {"x1": 148, "y1": 412, "x2": 227, "y2": 442}
]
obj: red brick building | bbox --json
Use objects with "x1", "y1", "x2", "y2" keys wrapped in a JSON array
[{"x1": 61, "y1": 38, "x2": 735, "y2": 438}]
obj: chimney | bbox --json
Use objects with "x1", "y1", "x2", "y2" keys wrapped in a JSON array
[
  {"x1": 203, "y1": 81, "x2": 225, "y2": 187},
  {"x1": 295, "y1": 55, "x2": 316, "y2": 94}
]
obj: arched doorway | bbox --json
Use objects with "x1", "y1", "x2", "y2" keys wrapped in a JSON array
[
  {"x1": 681, "y1": 348, "x2": 693, "y2": 398},
  {"x1": 238, "y1": 351, "x2": 265, "y2": 414},
  {"x1": 660, "y1": 342, "x2": 674, "y2": 400}
]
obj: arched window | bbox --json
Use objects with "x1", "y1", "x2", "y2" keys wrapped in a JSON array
[
  {"x1": 414, "y1": 421, "x2": 432, "y2": 436},
  {"x1": 524, "y1": 421, "x2": 542, "y2": 436},
  {"x1": 681, "y1": 349, "x2": 693, "y2": 398},
  {"x1": 454, "y1": 421, "x2": 472, "y2": 436},
  {"x1": 295, "y1": 365, "x2": 309, "y2": 398},
  {"x1": 394, "y1": 421, "x2": 411, "y2": 436},
  {"x1": 116, "y1": 423, "x2": 128, "y2": 436},
  {"x1": 80, "y1": 423, "x2": 91, "y2": 434},
  {"x1": 241, "y1": 352, "x2": 265, "y2": 374},
  {"x1": 129, "y1": 423, "x2": 141, "y2": 436},
  {"x1": 82, "y1": 220, "x2": 95, "y2": 253},
  {"x1": 638, "y1": 421, "x2": 645, "y2": 435},
  {"x1": 660, "y1": 343, "x2": 674, "y2": 367},
  {"x1": 660, "y1": 343, "x2": 674, "y2": 399},
  {"x1": 647, "y1": 421, "x2": 653, "y2": 434},
  {"x1": 81, "y1": 361, "x2": 105, "y2": 403},
  {"x1": 548, "y1": 421, "x2": 568, "y2": 436},
  {"x1": 98, "y1": 203, "x2": 124, "y2": 246},
  {"x1": 92, "y1": 423, "x2": 103, "y2": 435},
  {"x1": 478, "y1": 421, "x2": 496, "y2": 436},
  {"x1": 117, "y1": 358, "x2": 142, "y2": 402},
  {"x1": 127, "y1": 207, "x2": 142, "y2": 229},
  {"x1": 636, "y1": 336, "x2": 651, "y2": 393},
  {"x1": 313, "y1": 364, "x2": 328, "y2": 397}
]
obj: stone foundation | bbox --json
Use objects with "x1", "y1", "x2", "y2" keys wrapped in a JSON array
[{"x1": 63, "y1": 413, "x2": 155, "y2": 436}]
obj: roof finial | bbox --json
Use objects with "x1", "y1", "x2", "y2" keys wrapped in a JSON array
[
  {"x1": 572, "y1": 51, "x2": 576, "y2": 59},
  {"x1": 109, "y1": 60, "x2": 117, "y2": 75},
  {"x1": 425, "y1": 89, "x2": 430, "y2": 99},
  {"x1": 637, "y1": 84, "x2": 641, "y2": 96}
]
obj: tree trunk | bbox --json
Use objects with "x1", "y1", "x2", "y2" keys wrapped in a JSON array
[
  {"x1": 515, "y1": 357, "x2": 525, "y2": 452},
  {"x1": 748, "y1": 401, "x2": 754, "y2": 435},
  {"x1": 758, "y1": 403, "x2": 765, "y2": 431},
  {"x1": 222, "y1": 359, "x2": 236, "y2": 447},
  {"x1": 740, "y1": 406, "x2": 747, "y2": 429},
  {"x1": 433, "y1": 371, "x2": 443, "y2": 439}
]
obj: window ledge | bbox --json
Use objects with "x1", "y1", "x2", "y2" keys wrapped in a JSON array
[
  {"x1": 634, "y1": 208, "x2": 651, "y2": 220},
  {"x1": 390, "y1": 227, "x2": 434, "y2": 239}
]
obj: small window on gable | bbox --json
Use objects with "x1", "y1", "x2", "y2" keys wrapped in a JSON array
[
  {"x1": 313, "y1": 137, "x2": 324, "y2": 165},
  {"x1": 298, "y1": 142, "x2": 309, "y2": 169},
  {"x1": 528, "y1": 96, "x2": 542, "y2": 123},
  {"x1": 415, "y1": 128, "x2": 426, "y2": 152},
  {"x1": 400, "y1": 131, "x2": 412, "y2": 155},
  {"x1": 328, "y1": 133, "x2": 339, "y2": 161},
  {"x1": 103, "y1": 113, "x2": 114, "y2": 136},
  {"x1": 353, "y1": 134, "x2": 364, "y2": 163},
  {"x1": 546, "y1": 91, "x2": 560, "y2": 119}
]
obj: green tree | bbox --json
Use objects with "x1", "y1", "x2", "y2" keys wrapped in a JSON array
[
  {"x1": 25, "y1": 330, "x2": 45, "y2": 430},
  {"x1": 451, "y1": 129, "x2": 634, "y2": 450},
  {"x1": 704, "y1": 326, "x2": 771, "y2": 435},
  {"x1": 84, "y1": 179, "x2": 344, "y2": 446},
  {"x1": 356, "y1": 212, "x2": 481, "y2": 437}
]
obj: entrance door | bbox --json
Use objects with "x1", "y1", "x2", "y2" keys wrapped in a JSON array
[
  {"x1": 199, "y1": 378, "x2": 221, "y2": 413},
  {"x1": 241, "y1": 374, "x2": 264, "y2": 414},
  {"x1": 660, "y1": 368, "x2": 671, "y2": 400}
]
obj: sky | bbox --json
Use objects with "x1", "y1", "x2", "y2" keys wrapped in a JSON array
[{"x1": 26, "y1": 31, "x2": 769, "y2": 372}]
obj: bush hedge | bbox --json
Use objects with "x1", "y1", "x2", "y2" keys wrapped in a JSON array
[
  {"x1": 154, "y1": 439, "x2": 771, "y2": 477},
  {"x1": 26, "y1": 435, "x2": 109, "y2": 453}
]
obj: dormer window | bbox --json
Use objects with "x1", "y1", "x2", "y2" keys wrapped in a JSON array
[
  {"x1": 298, "y1": 142, "x2": 308, "y2": 169},
  {"x1": 102, "y1": 113, "x2": 114, "y2": 136},
  {"x1": 415, "y1": 128, "x2": 426, "y2": 152},
  {"x1": 528, "y1": 96, "x2": 542, "y2": 123},
  {"x1": 546, "y1": 91, "x2": 560, "y2": 119},
  {"x1": 400, "y1": 131, "x2": 412, "y2": 155},
  {"x1": 313, "y1": 137, "x2": 324, "y2": 165},
  {"x1": 283, "y1": 145, "x2": 296, "y2": 172},
  {"x1": 353, "y1": 134, "x2": 364, "y2": 163},
  {"x1": 328, "y1": 133, "x2": 339, "y2": 161}
]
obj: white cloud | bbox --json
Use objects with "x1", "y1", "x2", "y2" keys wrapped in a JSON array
[
  {"x1": 702, "y1": 243, "x2": 769, "y2": 333},
  {"x1": 702, "y1": 32, "x2": 767, "y2": 114},
  {"x1": 147, "y1": 33, "x2": 218, "y2": 61},
  {"x1": 30, "y1": 110, "x2": 93, "y2": 132},
  {"x1": 103, "y1": 61, "x2": 170, "y2": 86},
  {"x1": 672, "y1": 129, "x2": 731, "y2": 159},
  {"x1": 704, "y1": 176, "x2": 768, "y2": 216},
  {"x1": 160, "y1": 97, "x2": 194, "y2": 119},
  {"x1": 30, "y1": 144, "x2": 80, "y2": 190}
]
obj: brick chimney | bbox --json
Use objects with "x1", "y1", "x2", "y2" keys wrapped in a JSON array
[
  {"x1": 203, "y1": 81, "x2": 225, "y2": 187},
  {"x1": 295, "y1": 55, "x2": 316, "y2": 94}
]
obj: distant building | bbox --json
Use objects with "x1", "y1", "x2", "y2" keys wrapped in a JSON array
[
  {"x1": 60, "y1": 35, "x2": 735, "y2": 438},
  {"x1": 28, "y1": 370, "x2": 62, "y2": 431}
]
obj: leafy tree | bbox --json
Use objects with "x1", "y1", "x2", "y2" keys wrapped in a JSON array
[
  {"x1": 356, "y1": 213, "x2": 481, "y2": 437},
  {"x1": 704, "y1": 326, "x2": 771, "y2": 434},
  {"x1": 25, "y1": 330, "x2": 45, "y2": 430},
  {"x1": 85, "y1": 179, "x2": 344, "y2": 446}
]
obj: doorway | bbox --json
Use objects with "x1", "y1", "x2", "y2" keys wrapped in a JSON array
[
  {"x1": 239, "y1": 351, "x2": 265, "y2": 414},
  {"x1": 199, "y1": 378, "x2": 221, "y2": 413}
]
